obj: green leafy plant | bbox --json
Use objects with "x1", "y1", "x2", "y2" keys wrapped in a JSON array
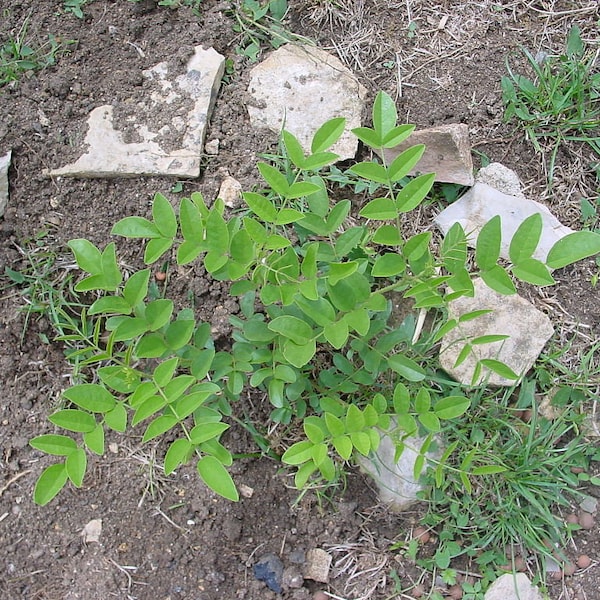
[
  {"x1": 0, "y1": 16, "x2": 73, "y2": 87},
  {"x1": 63, "y1": 0, "x2": 90, "y2": 18},
  {"x1": 28, "y1": 88, "x2": 600, "y2": 559},
  {"x1": 229, "y1": 0, "x2": 311, "y2": 62},
  {"x1": 502, "y1": 25, "x2": 600, "y2": 184}
]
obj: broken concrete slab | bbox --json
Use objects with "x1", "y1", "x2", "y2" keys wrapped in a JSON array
[
  {"x1": 484, "y1": 573, "x2": 543, "y2": 600},
  {"x1": 476, "y1": 162, "x2": 525, "y2": 198},
  {"x1": 46, "y1": 46, "x2": 225, "y2": 178},
  {"x1": 380, "y1": 124, "x2": 474, "y2": 186},
  {"x1": 434, "y1": 182, "x2": 573, "y2": 263},
  {"x1": 439, "y1": 278, "x2": 554, "y2": 386},
  {"x1": 0, "y1": 150, "x2": 10, "y2": 218},
  {"x1": 356, "y1": 423, "x2": 438, "y2": 511},
  {"x1": 247, "y1": 44, "x2": 367, "y2": 161}
]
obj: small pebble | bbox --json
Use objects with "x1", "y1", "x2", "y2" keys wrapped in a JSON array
[
  {"x1": 563, "y1": 562, "x2": 576, "y2": 576},
  {"x1": 514, "y1": 556, "x2": 526, "y2": 572},
  {"x1": 412, "y1": 584, "x2": 425, "y2": 598},
  {"x1": 578, "y1": 511, "x2": 594, "y2": 530},
  {"x1": 576, "y1": 554, "x2": 591, "y2": 569},
  {"x1": 313, "y1": 592, "x2": 328, "y2": 600},
  {"x1": 413, "y1": 526, "x2": 430, "y2": 544},
  {"x1": 565, "y1": 513, "x2": 579, "y2": 525},
  {"x1": 155, "y1": 271, "x2": 167, "y2": 281},
  {"x1": 448, "y1": 584, "x2": 463, "y2": 599}
]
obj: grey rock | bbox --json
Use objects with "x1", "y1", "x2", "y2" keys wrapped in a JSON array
[
  {"x1": 439, "y1": 278, "x2": 554, "y2": 386},
  {"x1": 282, "y1": 566, "x2": 304, "y2": 589},
  {"x1": 434, "y1": 182, "x2": 573, "y2": 263},
  {"x1": 0, "y1": 150, "x2": 11, "y2": 218},
  {"x1": 247, "y1": 44, "x2": 366, "y2": 161},
  {"x1": 253, "y1": 553, "x2": 284, "y2": 593},
  {"x1": 357, "y1": 422, "x2": 437, "y2": 510},
  {"x1": 484, "y1": 573, "x2": 543, "y2": 600},
  {"x1": 579, "y1": 495, "x2": 598, "y2": 514},
  {"x1": 380, "y1": 123, "x2": 474, "y2": 186},
  {"x1": 46, "y1": 46, "x2": 225, "y2": 178}
]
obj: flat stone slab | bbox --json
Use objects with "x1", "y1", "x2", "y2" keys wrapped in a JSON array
[
  {"x1": 46, "y1": 46, "x2": 224, "y2": 178},
  {"x1": 434, "y1": 182, "x2": 573, "y2": 263},
  {"x1": 0, "y1": 150, "x2": 10, "y2": 218},
  {"x1": 440, "y1": 278, "x2": 554, "y2": 386},
  {"x1": 247, "y1": 44, "x2": 367, "y2": 161},
  {"x1": 485, "y1": 573, "x2": 543, "y2": 600},
  {"x1": 380, "y1": 124, "x2": 474, "y2": 186}
]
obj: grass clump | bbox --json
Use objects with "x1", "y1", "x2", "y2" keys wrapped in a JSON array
[
  {"x1": 0, "y1": 16, "x2": 73, "y2": 88},
  {"x1": 502, "y1": 25, "x2": 600, "y2": 184}
]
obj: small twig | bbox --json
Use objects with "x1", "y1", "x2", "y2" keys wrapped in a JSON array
[
  {"x1": 153, "y1": 507, "x2": 189, "y2": 533},
  {"x1": 0, "y1": 470, "x2": 32, "y2": 498},
  {"x1": 108, "y1": 557, "x2": 135, "y2": 593}
]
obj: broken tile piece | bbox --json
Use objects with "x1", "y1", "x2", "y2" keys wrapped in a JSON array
[
  {"x1": 46, "y1": 46, "x2": 225, "y2": 178},
  {"x1": 247, "y1": 44, "x2": 367, "y2": 161},
  {"x1": 0, "y1": 150, "x2": 11, "y2": 218},
  {"x1": 439, "y1": 278, "x2": 554, "y2": 386},
  {"x1": 304, "y1": 548, "x2": 332, "y2": 583},
  {"x1": 434, "y1": 182, "x2": 573, "y2": 262},
  {"x1": 380, "y1": 124, "x2": 474, "y2": 186}
]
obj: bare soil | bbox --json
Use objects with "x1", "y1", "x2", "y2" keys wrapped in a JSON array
[{"x1": 1, "y1": 1, "x2": 599, "y2": 599}]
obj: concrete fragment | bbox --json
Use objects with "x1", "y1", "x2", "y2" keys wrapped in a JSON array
[
  {"x1": 218, "y1": 175, "x2": 243, "y2": 208},
  {"x1": 247, "y1": 44, "x2": 367, "y2": 161},
  {"x1": 484, "y1": 573, "x2": 543, "y2": 600},
  {"x1": 81, "y1": 518, "x2": 102, "y2": 543},
  {"x1": 204, "y1": 138, "x2": 220, "y2": 155},
  {"x1": 434, "y1": 182, "x2": 573, "y2": 263},
  {"x1": 380, "y1": 124, "x2": 474, "y2": 186},
  {"x1": 476, "y1": 162, "x2": 524, "y2": 198},
  {"x1": 238, "y1": 483, "x2": 254, "y2": 498},
  {"x1": 304, "y1": 548, "x2": 331, "y2": 583},
  {"x1": 46, "y1": 46, "x2": 225, "y2": 178},
  {"x1": 439, "y1": 278, "x2": 554, "y2": 386},
  {"x1": 356, "y1": 424, "x2": 436, "y2": 510},
  {"x1": 0, "y1": 150, "x2": 11, "y2": 218}
]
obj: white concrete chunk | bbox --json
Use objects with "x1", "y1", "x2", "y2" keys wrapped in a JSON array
[
  {"x1": 380, "y1": 124, "x2": 474, "y2": 185},
  {"x1": 46, "y1": 46, "x2": 225, "y2": 178},
  {"x1": 247, "y1": 44, "x2": 367, "y2": 161},
  {"x1": 357, "y1": 424, "x2": 437, "y2": 511},
  {"x1": 434, "y1": 182, "x2": 573, "y2": 263},
  {"x1": 484, "y1": 573, "x2": 543, "y2": 600},
  {"x1": 439, "y1": 278, "x2": 554, "y2": 386},
  {"x1": 218, "y1": 175, "x2": 242, "y2": 209},
  {"x1": 0, "y1": 150, "x2": 10, "y2": 218},
  {"x1": 476, "y1": 162, "x2": 525, "y2": 198}
]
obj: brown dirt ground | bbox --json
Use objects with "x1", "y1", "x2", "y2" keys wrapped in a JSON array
[{"x1": 1, "y1": 1, "x2": 599, "y2": 599}]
